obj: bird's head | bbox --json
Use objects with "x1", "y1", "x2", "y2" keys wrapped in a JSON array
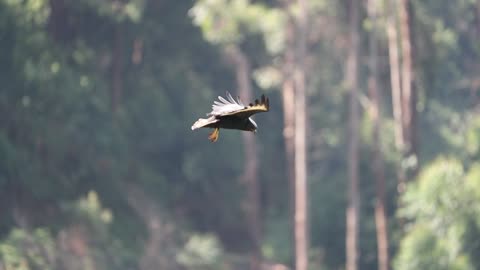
[{"x1": 247, "y1": 118, "x2": 258, "y2": 133}]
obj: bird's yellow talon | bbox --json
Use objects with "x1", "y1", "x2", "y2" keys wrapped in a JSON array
[{"x1": 208, "y1": 128, "x2": 219, "y2": 142}]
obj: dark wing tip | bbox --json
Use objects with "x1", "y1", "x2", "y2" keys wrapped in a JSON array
[
  {"x1": 242, "y1": 94, "x2": 269, "y2": 111},
  {"x1": 259, "y1": 94, "x2": 269, "y2": 111}
]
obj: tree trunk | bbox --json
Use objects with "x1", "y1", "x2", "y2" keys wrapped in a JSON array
[
  {"x1": 294, "y1": 0, "x2": 308, "y2": 269},
  {"x1": 111, "y1": 24, "x2": 170, "y2": 270},
  {"x1": 386, "y1": 0, "x2": 404, "y2": 153},
  {"x1": 399, "y1": 0, "x2": 415, "y2": 158},
  {"x1": 386, "y1": 0, "x2": 407, "y2": 193},
  {"x1": 346, "y1": 0, "x2": 360, "y2": 270},
  {"x1": 111, "y1": 26, "x2": 124, "y2": 114},
  {"x1": 368, "y1": 0, "x2": 389, "y2": 269},
  {"x1": 48, "y1": 0, "x2": 71, "y2": 42},
  {"x1": 224, "y1": 45, "x2": 262, "y2": 270},
  {"x1": 477, "y1": 0, "x2": 480, "y2": 36},
  {"x1": 282, "y1": 3, "x2": 296, "y2": 263},
  {"x1": 125, "y1": 185, "x2": 178, "y2": 270}
]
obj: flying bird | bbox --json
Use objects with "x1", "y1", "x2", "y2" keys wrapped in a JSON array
[{"x1": 191, "y1": 92, "x2": 270, "y2": 142}]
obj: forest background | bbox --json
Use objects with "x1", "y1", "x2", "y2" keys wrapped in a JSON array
[{"x1": 1, "y1": 0, "x2": 480, "y2": 270}]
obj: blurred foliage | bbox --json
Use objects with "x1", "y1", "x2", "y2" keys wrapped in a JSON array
[
  {"x1": 0, "y1": 228, "x2": 56, "y2": 270},
  {"x1": 0, "y1": 192, "x2": 133, "y2": 270},
  {"x1": 395, "y1": 158, "x2": 480, "y2": 270},
  {"x1": 190, "y1": 0, "x2": 285, "y2": 54},
  {"x1": 176, "y1": 233, "x2": 224, "y2": 269}
]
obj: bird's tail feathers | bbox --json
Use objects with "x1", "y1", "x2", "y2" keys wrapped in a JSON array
[{"x1": 191, "y1": 117, "x2": 218, "y2": 130}]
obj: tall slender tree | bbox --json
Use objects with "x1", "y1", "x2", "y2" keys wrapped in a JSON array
[
  {"x1": 280, "y1": 1, "x2": 309, "y2": 268},
  {"x1": 399, "y1": 0, "x2": 417, "y2": 163},
  {"x1": 111, "y1": 25, "x2": 124, "y2": 114},
  {"x1": 281, "y1": 0, "x2": 296, "y2": 262},
  {"x1": 386, "y1": 0, "x2": 407, "y2": 192},
  {"x1": 386, "y1": 0, "x2": 404, "y2": 153},
  {"x1": 477, "y1": 1, "x2": 480, "y2": 35},
  {"x1": 368, "y1": 0, "x2": 389, "y2": 269},
  {"x1": 225, "y1": 45, "x2": 262, "y2": 270},
  {"x1": 294, "y1": 0, "x2": 309, "y2": 269},
  {"x1": 346, "y1": 0, "x2": 360, "y2": 270}
]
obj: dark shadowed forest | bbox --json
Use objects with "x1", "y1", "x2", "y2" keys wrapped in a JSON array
[{"x1": 1, "y1": 0, "x2": 480, "y2": 270}]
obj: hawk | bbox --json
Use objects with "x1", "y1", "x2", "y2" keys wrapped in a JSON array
[{"x1": 191, "y1": 92, "x2": 270, "y2": 142}]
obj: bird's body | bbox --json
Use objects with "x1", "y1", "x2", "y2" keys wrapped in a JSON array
[
  {"x1": 196, "y1": 115, "x2": 256, "y2": 131},
  {"x1": 191, "y1": 92, "x2": 269, "y2": 142}
]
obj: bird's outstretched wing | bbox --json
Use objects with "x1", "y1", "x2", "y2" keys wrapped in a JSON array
[
  {"x1": 208, "y1": 92, "x2": 245, "y2": 116},
  {"x1": 208, "y1": 92, "x2": 269, "y2": 119},
  {"x1": 191, "y1": 116, "x2": 219, "y2": 130}
]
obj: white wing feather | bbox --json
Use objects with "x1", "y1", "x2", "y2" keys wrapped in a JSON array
[{"x1": 208, "y1": 92, "x2": 245, "y2": 116}]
